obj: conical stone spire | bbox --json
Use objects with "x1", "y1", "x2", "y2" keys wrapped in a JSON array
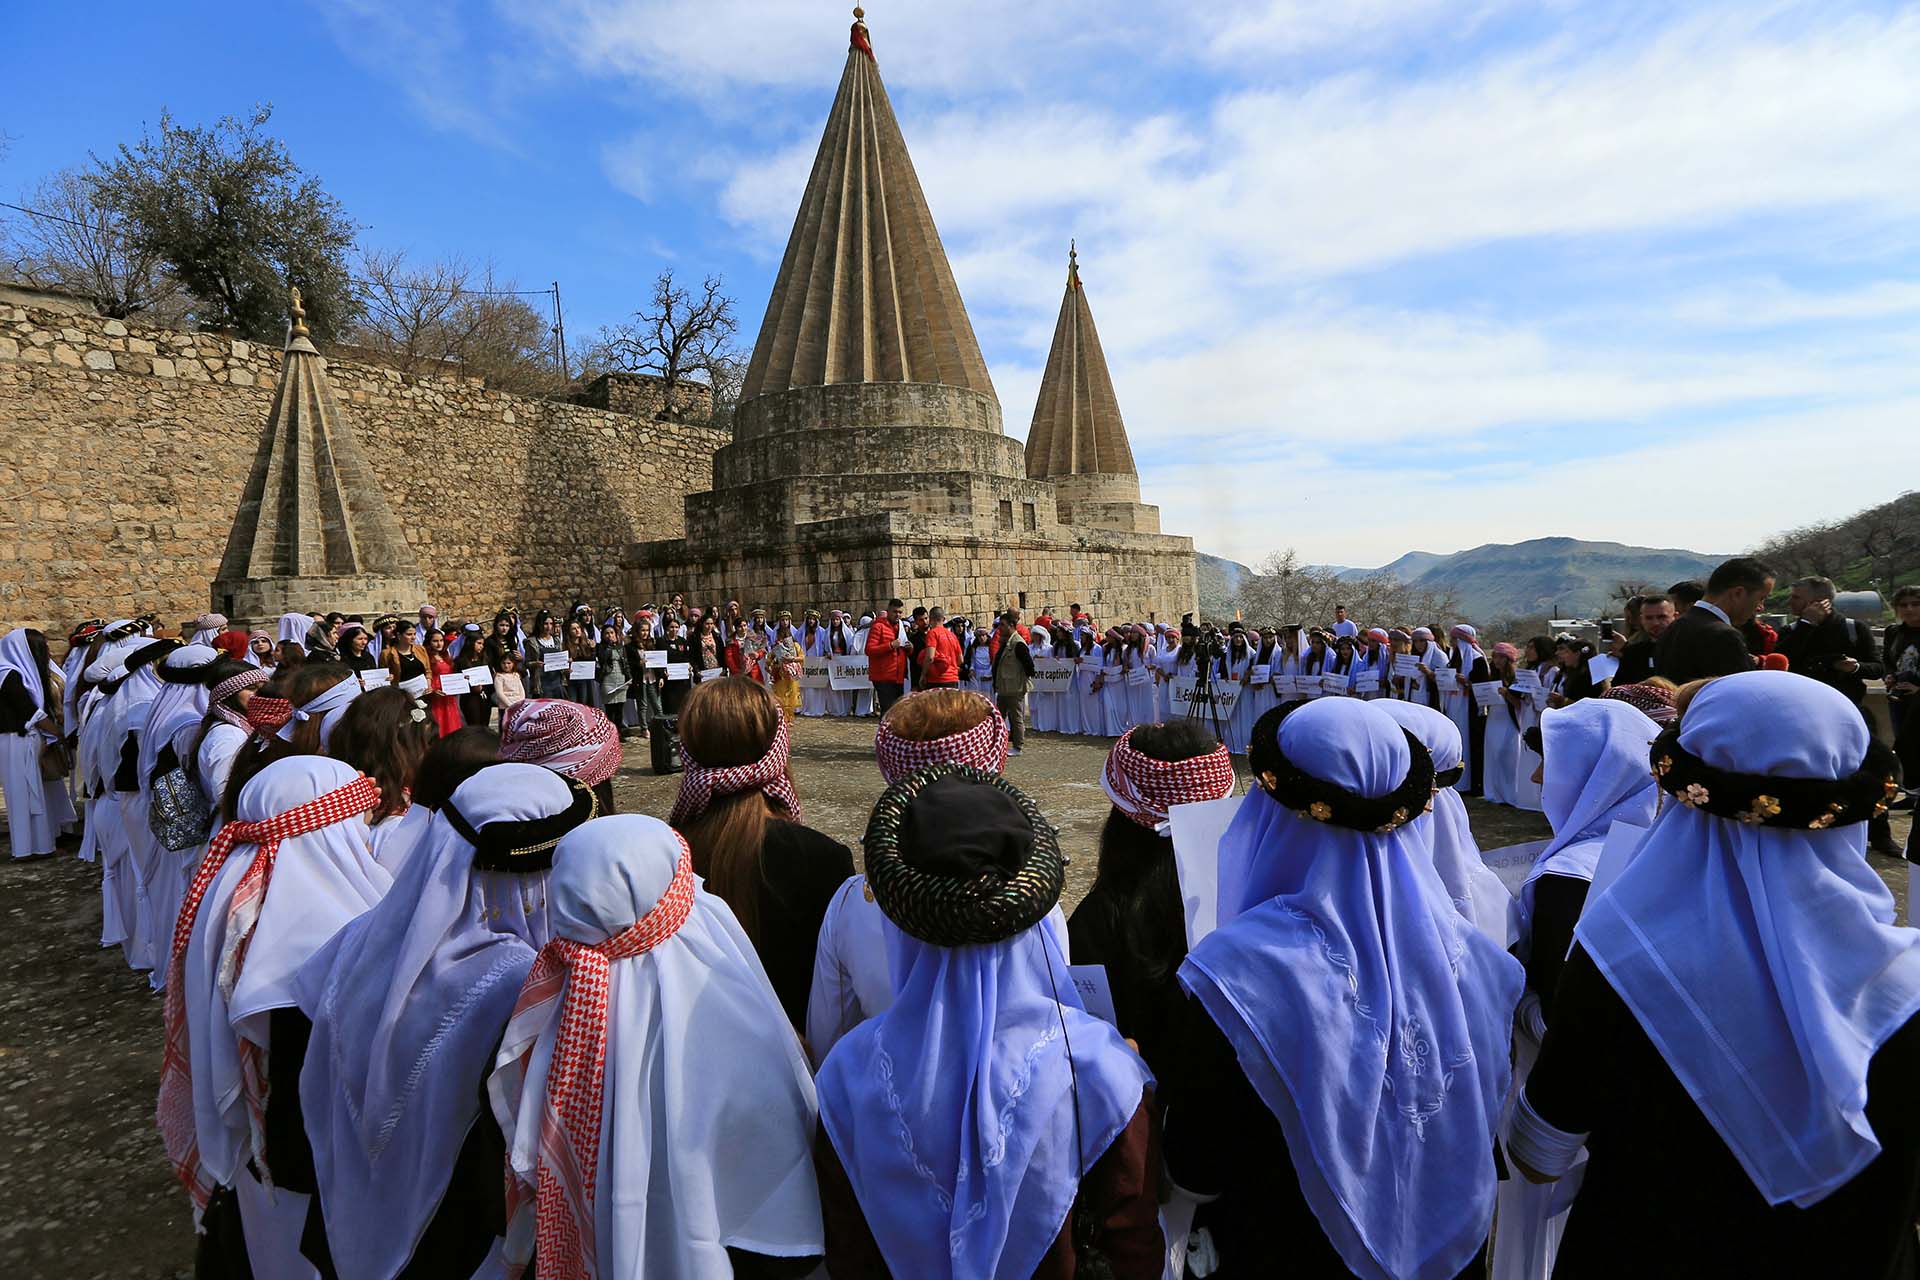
[
  {"x1": 211, "y1": 287, "x2": 425, "y2": 623},
  {"x1": 1026, "y1": 243, "x2": 1138, "y2": 482},
  {"x1": 739, "y1": 7, "x2": 994, "y2": 402}
]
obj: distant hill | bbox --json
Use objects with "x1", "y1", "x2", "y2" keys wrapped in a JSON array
[
  {"x1": 1756, "y1": 489, "x2": 1917, "y2": 597},
  {"x1": 1196, "y1": 552, "x2": 1251, "y2": 618},
  {"x1": 1361, "y1": 537, "x2": 1725, "y2": 621}
]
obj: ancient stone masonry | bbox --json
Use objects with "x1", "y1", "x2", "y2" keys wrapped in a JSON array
[
  {"x1": 0, "y1": 293, "x2": 727, "y2": 634},
  {"x1": 624, "y1": 13, "x2": 1197, "y2": 623}
]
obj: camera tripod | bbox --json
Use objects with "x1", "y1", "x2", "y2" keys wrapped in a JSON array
[{"x1": 1183, "y1": 645, "x2": 1233, "y2": 747}]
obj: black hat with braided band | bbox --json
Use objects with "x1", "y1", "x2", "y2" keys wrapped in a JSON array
[
  {"x1": 1649, "y1": 726, "x2": 1902, "y2": 830},
  {"x1": 1247, "y1": 705, "x2": 1437, "y2": 834},
  {"x1": 863, "y1": 763, "x2": 1064, "y2": 947},
  {"x1": 443, "y1": 774, "x2": 599, "y2": 872}
]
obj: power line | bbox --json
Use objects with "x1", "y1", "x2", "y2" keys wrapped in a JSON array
[{"x1": 0, "y1": 197, "x2": 558, "y2": 298}]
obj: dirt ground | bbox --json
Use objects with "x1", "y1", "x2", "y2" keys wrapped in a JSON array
[{"x1": 0, "y1": 716, "x2": 1907, "y2": 1277}]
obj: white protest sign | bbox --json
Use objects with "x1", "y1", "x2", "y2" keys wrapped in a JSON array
[
  {"x1": 698, "y1": 667, "x2": 725, "y2": 683},
  {"x1": 799, "y1": 658, "x2": 831, "y2": 690},
  {"x1": 643, "y1": 649, "x2": 669, "y2": 670},
  {"x1": 1393, "y1": 654, "x2": 1423, "y2": 680},
  {"x1": 1030, "y1": 657, "x2": 1077, "y2": 692},
  {"x1": 569, "y1": 661, "x2": 597, "y2": 681},
  {"x1": 1472, "y1": 681, "x2": 1503, "y2": 709},
  {"x1": 463, "y1": 665, "x2": 493, "y2": 687},
  {"x1": 542, "y1": 652, "x2": 570, "y2": 674},
  {"x1": 1352, "y1": 672, "x2": 1381, "y2": 694},
  {"x1": 1587, "y1": 654, "x2": 1621, "y2": 684},
  {"x1": 1321, "y1": 673, "x2": 1349, "y2": 696},
  {"x1": 1272, "y1": 672, "x2": 1299, "y2": 697},
  {"x1": 438, "y1": 672, "x2": 471, "y2": 696},
  {"x1": 828, "y1": 655, "x2": 871, "y2": 691},
  {"x1": 666, "y1": 662, "x2": 693, "y2": 682},
  {"x1": 1170, "y1": 795, "x2": 1240, "y2": 949},
  {"x1": 1434, "y1": 668, "x2": 1460, "y2": 692},
  {"x1": 1067, "y1": 965, "x2": 1119, "y2": 1025},
  {"x1": 399, "y1": 674, "x2": 430, "y2": 697},
  {"x1": 1169, "y1": 676, "x2": 1241, "y2": 718},
  {"x1": 1511, "y1": 667, "x2": 1542, "y2": 694},
  {"x1": 1250, "y1": 664, "x2": 1271, "y2": 684},
  {"x1": 1126, "y1": 665, "x2": 1152, "y2": 688},
  {"x1": 359, "y1": 669, "x2": 391, "y2": 689}
]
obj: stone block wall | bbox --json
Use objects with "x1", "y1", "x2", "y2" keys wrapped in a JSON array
[
  {"x1": 0, "y1": 300, "x2": 729, "y2": 634},
  {"x1": 573, "y1": 371, "x2": 715, "y2": 422}
]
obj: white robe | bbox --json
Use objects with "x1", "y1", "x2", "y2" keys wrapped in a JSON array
[
  {"x1": 2, "y1": 729, "x2": 72, "y2": 858},
  {"x1": 1028, "y1": 638, "x2": 1058, "y2": 732},
  {"x1": 1483, "y1": 686, "x2": 1524, "y2": 807},
  {"x1": 1123, "y1": 649, "x2": 1156, "y2": 730},
  {"x1": 799, "y1": 626, "x2": 831, "y2": 717}
]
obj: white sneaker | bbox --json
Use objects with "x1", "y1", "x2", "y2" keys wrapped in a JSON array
[{"x1": 1008, "y1": 748, "x2": 1023, "y2": 756}]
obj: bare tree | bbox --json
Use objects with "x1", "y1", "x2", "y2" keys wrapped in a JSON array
[
  {"x1": 1230, "y1": 548, "x2": 1461, "y2": 630},
  {"x1": 594, "y1": 271, "x2": 740, "y2": 420},
  {"x1": 347, "y1": 249, "x2": 555, "y2": 395},
  {"x1": 2, "y1": 167, "x2": 184, "y2": 319}
]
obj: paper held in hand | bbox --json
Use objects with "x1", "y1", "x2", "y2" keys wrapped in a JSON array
[
  {"x1": 828, "y1": 655, "x2": 872, "y2": 692},
  {"x1": 1321, "y1": 673, "x2": 1349, "y2": 696},
  {"x1": 569, "y1": 661, "x2": 597, "y2": 681},
  {"x1": 359, "y1": 669, "x2": 391, "y2": 689},
  {"x1": 1587, "y1": 654, "x2": 1621, "y2": 684},
  {"x1": 1352, "y1": 673, "x2": 1381, "y2": 694},
  {"x1": 542, "y1": 651, "x2": 571, "y2": 674},
  {"x1": 799, "y1": 658, "x2": 831, "y2": 690},
  {"x1": 463, "y1": 665, "x2": 493, "y2": 687},
  {"x1": 399, "y1": 674, "x2": 430, "y2": 697},
  {"x1": 1169, "y1": 795, "x2": 1240, "y2": 949},
  {"x1": 644, "y1": 649, "x2": 669, "y2": 670},
  {"x1": 1249, "y1": 664, "x2": 1271, "y2": 684},
  {"x1": 1067, "y1": 966, "x2": 1119, "y2": 1025},
  {"x1": 1433, "y1": 668, "x2": 1460, "y2": 692},
  {"x1": 666, "y1": 663, "x2": 693, "y2": 682},
  {"x1": 1126, "y1": 665, "x2": 1152, "y2": 688},
  {"x1": 1029, "y1": 657, "x2": 1076, "y2": 691},
  {"x1": 1511, "y1": 667, "x2": 1542, "y2": 694},
  {"x1": 698, "y1": 667, "x2": 724, "y2": 682},
  {"x1": 1472, "y1": 680, "x2": 1503, "y2": 708},
  {"x1": 1392, "y1": 654, "x2": 1423, "y2": 680},
  {"x1": 438, "y1": 672, "x2": 471, "y2": 696}
]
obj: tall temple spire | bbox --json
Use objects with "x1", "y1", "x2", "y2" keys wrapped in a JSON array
[
  {"x1": 214, "y1": 286, "x2": 421, "y2": 597},
  {"x1": 1026, "y1": 243, "x2": 1137, "y2": 482},
  {"x1": 738, "y1": 7, "x2": 995, "y2": 403}
]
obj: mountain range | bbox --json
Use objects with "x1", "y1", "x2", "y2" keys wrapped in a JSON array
[{"x1": 1201, "y1": 538, "x2": 1726, "y2": 622}]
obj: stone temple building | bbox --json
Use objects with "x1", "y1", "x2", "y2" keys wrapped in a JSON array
[
  {"x1": 210, "y1": 287, "x2": 427, "y2": 625},
  {"x1": 623, "y1": 11, "x2": 1195, "y2": 623}
]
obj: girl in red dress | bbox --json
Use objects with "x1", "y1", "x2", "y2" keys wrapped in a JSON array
[{"x1": 424, "y1": 627, "x2": 464, "y2": 737}]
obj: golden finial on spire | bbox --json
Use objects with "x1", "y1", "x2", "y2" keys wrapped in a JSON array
[
  {"x1": 1068, "y1": 240, "x2": 1079, "y2": 289},
  {"x1": 288, "y1": 284, "x2": 309, "y2": 340},
  {"x1": 850, "y1": 5, "x2": 874, "y2": 58}
]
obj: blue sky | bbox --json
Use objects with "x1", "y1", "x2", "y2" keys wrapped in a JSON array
[{"x1": 7, "y1": 0, "x2": 1918, "y2": 569}]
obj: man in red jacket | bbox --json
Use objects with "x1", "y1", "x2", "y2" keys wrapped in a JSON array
[
  {"x1": 866, "y1": 597, "x2": 909, "y2": 713},
  {"x1": 918, "y1": 606, "x2": 962, "y2": 690}
]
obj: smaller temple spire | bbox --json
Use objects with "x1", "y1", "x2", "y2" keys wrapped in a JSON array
[{"x1": 1026, "y1": 243, "x2": 1136, "y2": 482}]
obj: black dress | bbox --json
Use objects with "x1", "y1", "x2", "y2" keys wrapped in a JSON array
[
  {"x1": 1066, "y1": 871, "x2": 1188, "y2": 1081},
  {"x1": 1524, "y1": 945, "x2": 1920, "y2": 1277},
  {"x1": 0, "y1": 670, "x2": 37, "y2": 734},
  {"x1": 753, "y1": 819, "x2": 855, "y2": 1027},
  {"x1": 1522, "y1": 873, "x2": 1590, "y2": 1026},
  {"x1": 1159, "y1": 996, "x2": 1489, "y2": 1279}
]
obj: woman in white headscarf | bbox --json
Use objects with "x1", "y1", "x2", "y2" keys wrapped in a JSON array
[
  {"x1": 1161, "y1": 699, "x2": 1522, "y2": 1280},
  {"x1": 97, "y1": 638, "x2": 175, "y2": 972},
  {"x1": 292, "y1": 763, "x2": 598, "y2": 1279},
  {"x1": 0, "y1": 628, "x2": 74, "y2": 859},
  {"x1": 139, "y1": 643, "x2": 224, "y2": 982},
  {"x1": 75, "y1": 626, "x2": 149, "y2": 956},
  {"x1": 157, "y1": 755, "x2": 389, "y2": 1279},
  {"x1": 1376, "y1": 699, "x2": 1516, "y2": 948},
  {"x1": 491, "y1": 814, "x2": 827, "y2": 1280},
  {"x1": 1509, "y1": 671, "x2": 1920, "y2": 1275},
  {"x1": 1517, "y1": 698, "x2": 1660, "y2": 1028}
]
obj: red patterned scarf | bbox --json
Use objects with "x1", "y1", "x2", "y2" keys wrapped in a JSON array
[
  {"x1": 874, "y1": 694, "x2": 1009, "y2": 784},
  {"x1": 156, "y1": 773, "x2": 380, "y2": 1209},
  {"x1": 669, "y1": 714, "x2": 800, "y2": 825},
  {"x1": 502, "y1": 840, "x2": 698, "y2": 1280},
  {"x1": 245, "y1": 695, "x2": 292, "y2": 735},
  {"x1": 1102, "y1": 727, "x2": 1236, "y2": 833}
]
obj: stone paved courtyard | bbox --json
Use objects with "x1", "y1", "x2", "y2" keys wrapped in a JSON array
[{"x1": 0, "y1": 717, "x2": 1905, "y2": 1276}]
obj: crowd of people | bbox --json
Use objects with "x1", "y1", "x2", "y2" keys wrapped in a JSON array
[{"x1": 0, "y1": 550, "x2": 1914, "y2": 1278}]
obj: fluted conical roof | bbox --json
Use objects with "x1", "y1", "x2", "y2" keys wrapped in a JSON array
[
  {"x1": 216, "y1": 288, "x2": 421, "y2": 582},
  {"x1": 1026, "y1": 245, "x2": 1136, "y2": 479},
  {"x1": 739, "y1": 11, "x2": 995, "y2": 403}
]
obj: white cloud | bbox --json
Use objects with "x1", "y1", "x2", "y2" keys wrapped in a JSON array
[{"x1": 600, "y1": 135, "x2": 653, "y2": 201}]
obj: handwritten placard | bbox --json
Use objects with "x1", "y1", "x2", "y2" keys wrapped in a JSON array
[
  {"x1": 828, "y1": 654, "x2": 871, "y2": 691},
  {"x1": 1511, "y1": 667, "x2": 1542, "y2": 694},
  {"x1": 1433, "y1": 668, "x2": 1460, "y2": 692},
  {"x1": 463, "y1": 665, "x2": 493, "y2": 687},
  {"x1": 1352, "y1": 673, "x2": 1381, "y2": 694},
  {"x1": 643, "y1": 649, "x2": 669, "y2": 670},
  {"x1": 1322, "y1": 673, "x2": 1350, "y2": 696},
  {"x1": 359, "y1": 669, "x2": 391, "y2": 690},
  {"x1": 1393, "y1": 654, "x2": 1423, "y2": 680},
  {"x1": 1250, "y1": 664, "x2": 1271, "y2": 684},
  {"x1": 542, "y1": 651, "x2": 570, "y2": 674},
  {"x1": 1272, "y1": 672, "x2": 1299, "y2": 697},
  {"x1": 1067, "y1": 965, "x2": 1119, "y2": 1025},
  {"x1": 1472, "y1": 680, "x2": 1503, "y2": 708},
  {"x1": 666, "y1": 662, "x2": 692, "y2": 682},
  {"x1": 438, "y1": 672, "x2": 471, "y2": 696},
  {"x1": 399, "y1": 674, "x2": 430, "y2": 697},
  {"x1": 1126, "y1": 665, "x2": 1152, "y2": 688},
  {"x1": 569, "y1": 661, "x2": 597, "y2": 681}
]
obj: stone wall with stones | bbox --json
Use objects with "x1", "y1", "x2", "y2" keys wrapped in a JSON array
[{"x1": 0, "y1": 299, "x2": 729, "y2": 635}]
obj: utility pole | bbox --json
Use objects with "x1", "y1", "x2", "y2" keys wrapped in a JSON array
[{"x1": 551, "y1": 281, "x2": 569, "y2": 385}]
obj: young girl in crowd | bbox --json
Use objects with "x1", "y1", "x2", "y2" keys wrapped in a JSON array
[{"x1": 491, "y1": 652, "x2": 526, "y2": 714}]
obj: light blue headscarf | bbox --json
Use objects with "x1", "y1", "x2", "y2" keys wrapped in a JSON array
[
  {"x1": 1184, "y1": 697, "x2": 1522, "y2": 1280},
  {"x1": 815, "y1": 916, "x2": 1151, "y2": 1280},
  {"x1": 1518, "y1": 697, "x2": 1660, "y2": 923},
  {"x1": 1577, "y1": 670, "x2": 1920, "y2": 1208}
]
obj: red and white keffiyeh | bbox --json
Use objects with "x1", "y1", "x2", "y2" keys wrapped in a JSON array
[
  {"x1": 501, "y1": 839, "x2": 698, "y2": 1280},
  {"x1": 245, "y1": 695, "x2": 292, "y2": 735},
  {"x1": 669, "y1": 713, "x2": 801, "y2": 825},
  {"x1": 208, "y1": 667, "x2": 270, "y2": 731},
  {"x1": 1102, "y1": 727, "x2": 1236, "y2": 834},
  {"x1": 156, "y1": 772, "x2": 380, "y2": 1210},
  {"x1": 501, "y1": 698, "x2": 623, "y2": 788},
  {"x1": 874, "y1": 693, "x2": 1009, "y2": 783}
]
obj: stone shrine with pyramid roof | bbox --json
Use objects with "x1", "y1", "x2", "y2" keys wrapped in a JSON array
[
  {"x1": 210, "y1": 287, "x2": 428, "y2": 626},
  {"x1": 623, "y1": 11, "x2": 1194, "y2": 622}
]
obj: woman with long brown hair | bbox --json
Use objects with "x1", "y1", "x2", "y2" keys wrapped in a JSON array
[
  {"x1": 327, "y1": 685, "x2": 440, "y2": 868},
  {"x1": 670, "y1": 675, "x2": 853, "y2": 1026}
]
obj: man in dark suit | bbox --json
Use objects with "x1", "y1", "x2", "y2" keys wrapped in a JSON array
[
  {"x1": 1614, "y1": 593, "x2": 1676, "y2": 685},
  {"x1": 1780, "y1": 576, "x2": 1897, "y2": 853},
  {"x1": 1656, "y1": 557, "x2": 1774, "y2": 684}
]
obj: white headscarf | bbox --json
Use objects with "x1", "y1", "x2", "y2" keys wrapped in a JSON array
[
  {"x1": 182, "y1": 756, "x2": 388, "y2": 1188},
  {"x1": 293, "y1": 764, "x2": 583, "y2": 1280},
  {"x1": 1374, "y1": 699, "x2": 1517, "y2": 947},
  {"x1": 138, "y1": 644, "x2": 220, "y2": 784},
  {"x1": 1577, "y1": 672, "x2": 1920, "y2": 1207},
  {"x1": 0, "y1": 629, "x2": 49, "y2": 718},
  {"x1": 87, "y1": 643, "x2": 167, "y2": 791},
  {"x1": 491, "y1": 815, "x2": 825, "y2": 1278},
  {"x1": 277, "y1": 612, "x2": 312, "y2": 645},
  {"x1": 1520, "y1": 698, "x2": 1660, "y2": 922},
  {"x1": 279, "y1": 671, "x2": 361, "y2": 743}
]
